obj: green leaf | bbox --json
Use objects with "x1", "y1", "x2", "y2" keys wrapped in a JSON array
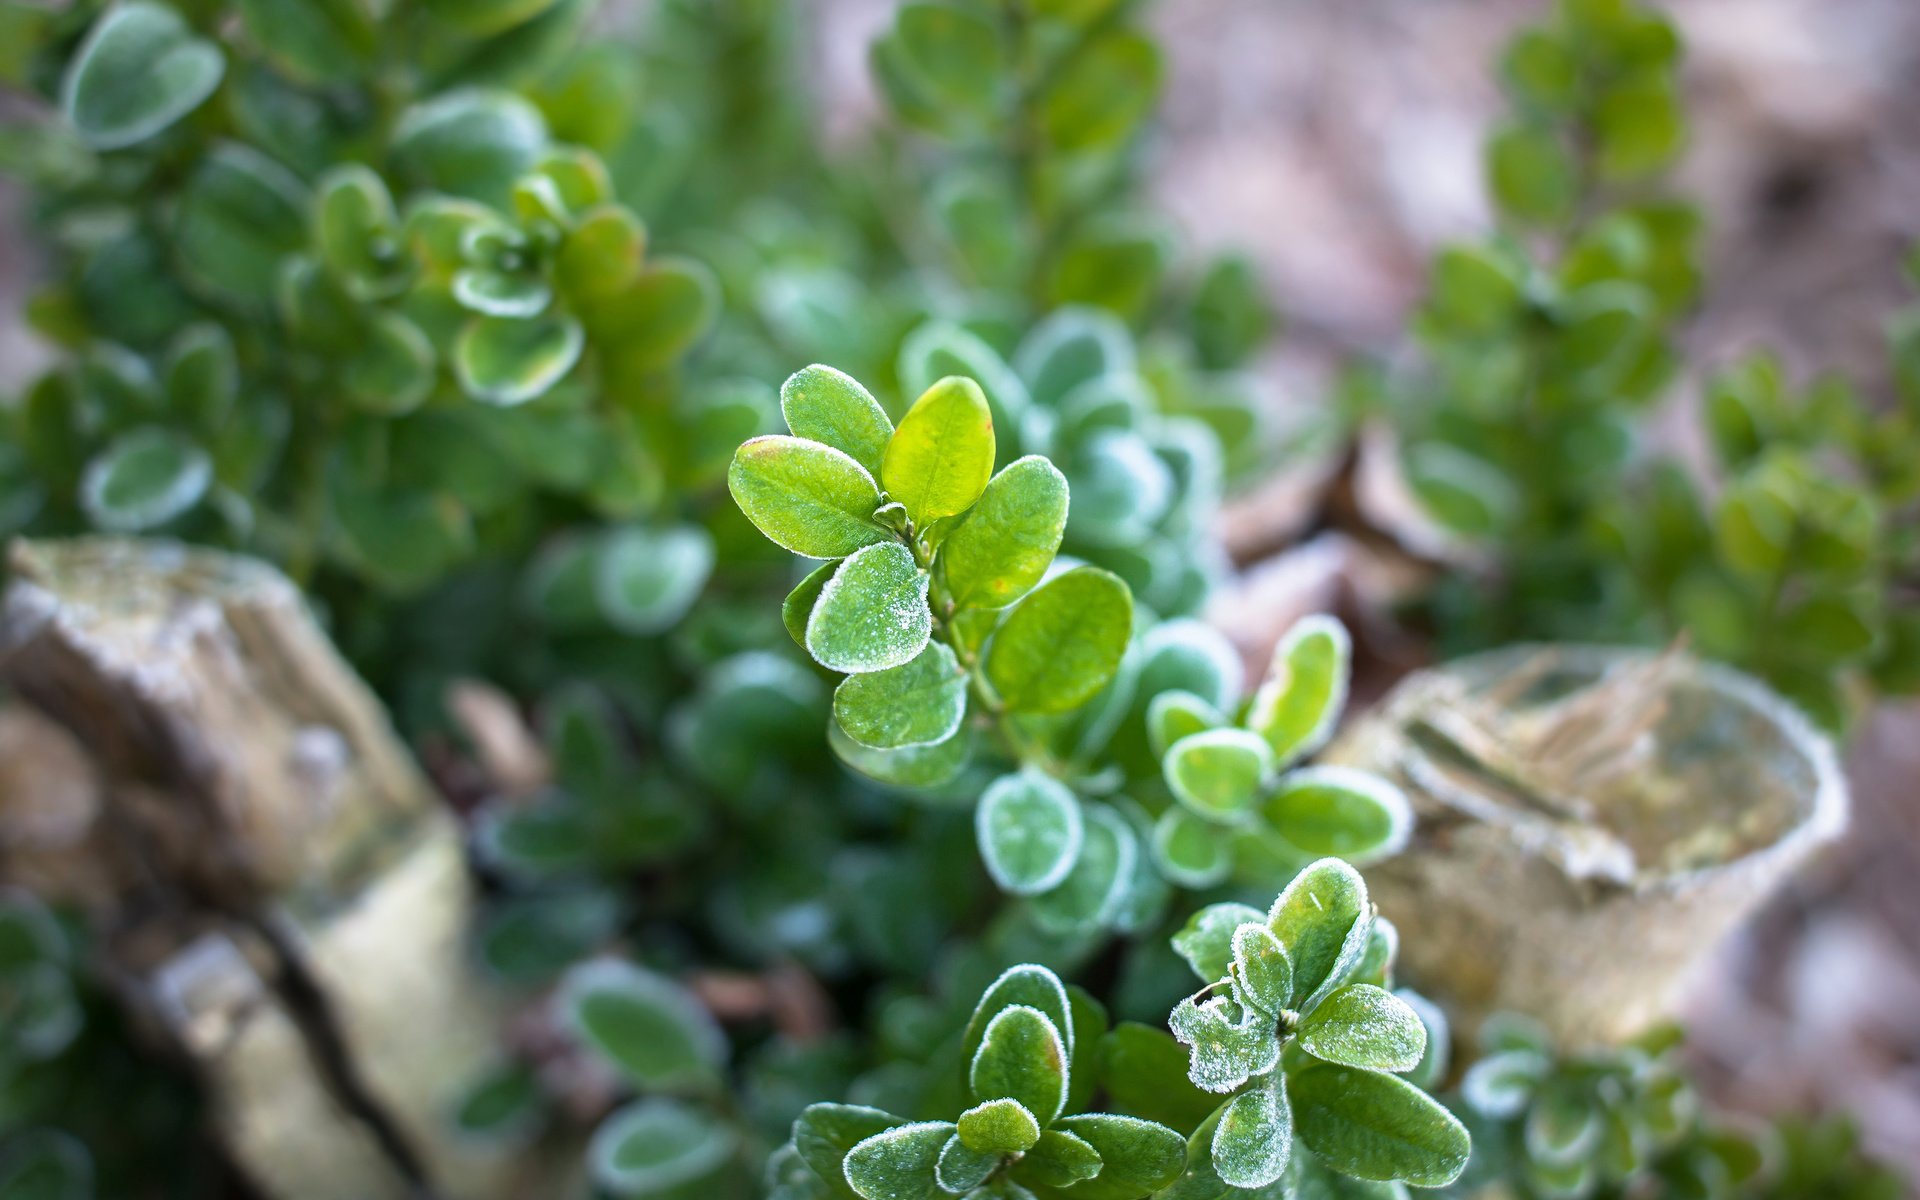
[
  {"x1": 935, "y1": 1136, "x2": 1000, "y2": 1194},
  {"x1": 454, "y1": 313, "x2": 584, "y2": 406},
  {"x1": 1260, "y1": 768, "x2": 1411, "y2": 863},
  {"x1": 423, "y1": 0, "x2": 560, "y2": 36},
  {"x1": 834, "y1": 641, "x2": 966, "y2": 749},
  {"x1": 782, "y1": 562, "x2": 839, "y2": 650},
  {"x1": 984, "y1": 567, "x2": 1132, "y2": 713},
  {"x1": 164, "y1": 323, "x2": 238, "y2": 431},
  {"x1": 1394, "y1": 989, "x2": 1449, "y2": 1091},
  {"x1": 1295, "y1": 985, "x2": 1427, "y2": 1072},
  {"x1": 592, "y1": 258, "x2": 719, "y2": 377},
  {"x1": 844, "y1": 1121, "x2": 955, "y2": 1200},
  {"x1": 1155, "y1": 1107, "x2": 1228, "y2": 1200},
  {"x1": 1594, "y1": 78, "x2": 1685, "y2": 180},
  {"x1": 1096, "y1": 1025, "x2": 1220, "y2": 1134},
  {"x1": 729, "y1": 435, "x2": 889, "y2": 559},
  {"x1": 1229, "y1": 924, "x2": 1294, "y2": 1017},
  {"x1": 1247, "y1": 615, "x2": 1351, "y2": 766},
  {"x1": 956, "y1": 1098, "x2": 1040, "y2": 1155},
  {"x1": 969, "y1": 1005, "x2": 1069, "y2": 1124},
  {"x1": 1146, "y1": 690, "x2": 1224, "y2": 758},
  {"x1": 783, "y1": 364, "x2": 895, "y2": 478},
  {"x1": 897, "y1": 321, "x2": 1030, "y2": 466},
  {"x1": 829, "y1": 721, "x2": 973, "y2": 790},
  {"x1": 1041, "y1": 27, "x2": 1161, "y2": 152},
  {"x1": 1016, "y1": 308, "x2": 1133, "y2": 409},
  {"x1": 1286, "y1": 1061, "x2": 1470, "y2": 1186},
  {"x1": 1054, "y1": 1114, "x2": 1187, "y2": 1200},
  {"x1": 594, "y1": 524, "x2": 714, "y2": 635},
  {"x1": 937, "y1": 455, "x2": 1070, "y2": 609},
  {"x1": 890, "y1": 2, "x2": 1003, "y2": 118},
  {"x1": 1213, "y1": 1076, "x2": 1292, "y2": 1189},
  {"x1": 795, "y1": 1104, "x2": 909, "y2": 1200},
  {"x1": 963, "y1": 964, "x2": 1076, "y2": 1070},
  {"x1": 806, "y1": 541, "x2": 932, "y2": 674},
  {"x1": 237, "y1": 0, "x2": 372, "y2": 85},
  {"x1": 976, "y1": 770, "x2": 1083, "y2": 895},
  {"x1": 1429, "y1": 244, "x2": 1525, "y2": 335},
  {"x1": 1268, "y1": 859, "x2": 1372, "y2": 1012},
  {"x1": 344, "y1": 309, "x2": 436, "y2": 415},
  {"x1": 1152, "y1": 807, "x2": 1232, "y2": 889},
  {"x1": 882, "y1": 376, "x2": 996, "y2": 527},
  {"x1": 589, "y1": 1098, "x2": 733, "y2": 1196},
  {"x1": 175, "y1": 143, "x2": 311, "y2": 303},
  {"x1": 392, "y1": 88, "x2": 548, "y2": 206},
  {"x1": 80, "y1": 426, "x2": 211, "y2": 532},
  {"x1": 60, "y1": 2, "x2": 224, "y2": 150},
  {"x1": 1171, "y1": 903, "x2": 1265, "y2": 984},
  {"x1": 556, "y1": 204, "x2": 645, "y2": 301},
  {"x1": 1029, "y1": 803, "x2": 1136, "y2": 935},
  {"x1": 558, "y1": 959, "x2": 726, "y2": 1091},
  {"x1": 1487, "y1": 122, "x2": 1577, "y2": 225},
  {"x1": 1164, "y1": 729, "x2": 1273, "y2": 823},
  {"x1": 1017, "y1": 1128, "x2": 1103, "y2": 1187},
  {"x1": 1168, "y1": 995, "x2": 1280, "y2": 1094}
]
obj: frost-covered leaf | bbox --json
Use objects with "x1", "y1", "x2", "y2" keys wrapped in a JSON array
[
  {"x1": 1229, "y1": 924, "x2": 1294, "y2": 1017},
  {"x1": 174, "y1": 143, "x2": 311, "y2": 303},
  {"x1": 784, "y1": 560, "x2": 839, "y2": 649},
  {"x1": 1168, "y1": 995, "x2": 1280, "y2": 1094},
  {"x1": 938, "y1": 455, "x2": 1069, "y2": 610},
  {"x1": 1016, "y1": 1129, "x2": 1102, "y2": 1187},
  {"x1": 1171, "y1": 903, "x2": 1264, "y2": 984},
  {"x1": 594, "y1": 524, "x2": 714, "y2": 635},
  {"x1": 1134, "y1": 619, "x2": 1243, "y2": 712},
  {"x1": 969, "y1": 1005, "x2": 1069, "y2": 1124},
  {"x1": 935, "y1": 1135, "x2": 1000, "y2": 1194},
  {"x1": 976, "y1": 770, "x2": 1083, "y2": 895},
  {"x1": 844, "y1": 1121, "x2": 955, "y2": 1200},
  {"x1": 558, "y1": 959, "x2": 725, "y2": 1091},
  {"x1": 1015, "y1": 307, "x2": 1134, "y2": 409},
  {"x1": 1146, "y1": 690, "x2": 1224, "y2": 759},
  {"x1": 783, "y1": 364, "x2": 894, "y2": 478},
  {"x1": 1247, "y1": 616, "x2": 1351, "y2": 767},
  {"x1": 1052, "y1": 1114, "x2": 1187, "y2": 1200},
  {"x1": 795, "y1": 1104, "x2": 908, "y2": 1200},
  {"x1": 1394, "y1": 990, "x2": 1449, "y2": 1091},
  {"x1": 1029, "y1": 803, "x2": 1135, "y2": 935},
  {"x1": 1267, "y1": 858, "x2": 1372, "y2": 1012},
  {"x1": 1460, "y1": 1049, "x2": 1549, "y2": 1119},
  {"x1": 80, "y1": 426, "x2": 211, "y2": 532},
  {"x1": 454, "y1": 312, "x2": 584, "y2": 406},
  {"x1": 1152, "y1": 807, "x2": 1231, "y2": 889},
  {"x1": 829, "y1": 721, "x2": 973, "y2": 790},
  {"x1": 730, "y1": 435, "x2": 891, "y2": 559},
  {"x1": 1164, "y1": 729, "x2": 1273, "y2": 823},
  {"x1": 589, "y1": 1098, "x2": 733, "y2": 1197},
  {"x1": 391, "y1": 88, "x2": 547, "y2": 206},
  {"x1": 807, "y1": 542, "x2": 932, "y2": 674},
  {"x1": 1287, "y1": 1061, "x2": 1470, "y2": 1186},
  {"x1": 956, "y1": 1098, "x2": 1040, "y2": 1155},
  {"x1": 834, "y1": 641, "x2": 966, "y2": 749},
  {"x1": 61, "y1": 2, "x2": 224, "y2": 150},
  {"x1": 883, "y1": 375, "x2": 995, "y2": 526},
  {"x1": 962, "y1": 965, "x2": 1075, "y2": 1069},
  {"x1": 1213, "y1": 1076, "x2": 1292, "y2": 1189},
  {"x1": 1348, "y1": 918, "x2": 1399, "y2": 990},
  {"x1": 1295, "y1": 985, "x2": 1427, "y2": 1073},
  {"x1": 1261, "y1": 767, "x2": 1411, "y2": 864},
  {"x1": 984, "y1": 566, "x2": 1131, "y2": 713}
]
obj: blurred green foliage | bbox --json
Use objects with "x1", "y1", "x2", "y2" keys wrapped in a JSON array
[{"x1": 1384, "y1": 0, "x2": 1920, "y2": 731}]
